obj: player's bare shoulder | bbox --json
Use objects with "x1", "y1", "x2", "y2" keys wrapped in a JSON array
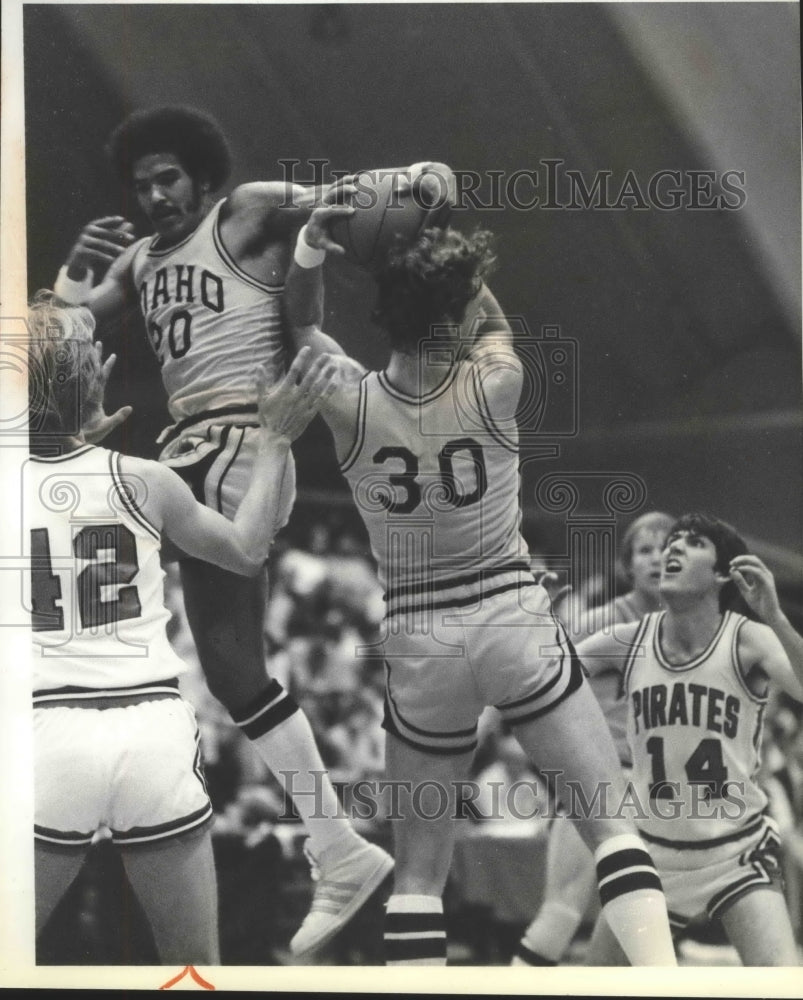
[
  {"x1": 223, "y1": 182, "x2": 308, "y2": 233},
  {"x1": 115, "y1": 452, "x2": 177, "y2": 532},
  {"x1": 463, "y1": 283, "x2": 523, "y2": 420},
  {"x1": 321, "y1": 354, "x2": 366, "y2": 414},
  {"x1": 318, "y1": 355, "x2": 369, "y2": 462},
  {"x1": 735, "y1": 616, "x2": 783, "y2": 688},
  {"x1": 462, "y1": 331, "x2": 523, "y2": 431},
  {"x1": 105, "y1": 234, "x2": 149, "y2": 282},
  {"x1": 576, "y1": 619, "x2": 643, "y2": 676}
]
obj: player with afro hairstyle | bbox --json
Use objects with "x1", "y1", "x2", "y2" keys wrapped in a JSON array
[{"x1": 52, "y1": 108, "x2": 461, "y2": 958}]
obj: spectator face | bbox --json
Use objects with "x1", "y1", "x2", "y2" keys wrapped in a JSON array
[{"x1": 628, "y1": 528, "x2": 666, "y2": 599}]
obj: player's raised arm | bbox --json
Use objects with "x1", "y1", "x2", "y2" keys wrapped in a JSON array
[
  {"x1": 223, "y1": 181, "x2": 322, "y2": 237},
  {"x1": 731, "y1": 554, "x2": 803, "y2": 697},
  {"x1": 53, "y1": 217, "x2": 138, "y2": 321},
  {"x1": 141, "y1": 348, "x2": 339, "y2": 575},
  {"x1": 81, "y1": 340, "x2": 133, "y2": 443},
  {"x1": 233, "y1": 161, "x2": 455, "y2": 238},
  {"x1": 283, "y1": 195, "x2": 359, "y2": 358},
  {"x1": 575, "y1": 622, "x2": 640, "y2": 682}
]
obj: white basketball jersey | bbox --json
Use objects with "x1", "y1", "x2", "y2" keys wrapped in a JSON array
[
  {"x1": 23, "y1": 445, "x2": 186, "y2": 691},
  {"x1": 340, "y1": 363, "x2": 532, "y2": 612},
  {"x1": 130, "y1": 200, "x2": 286, "y2": 422},
  {"x1": 624, "y1": 610, "x2": 768, "y2": 847}
]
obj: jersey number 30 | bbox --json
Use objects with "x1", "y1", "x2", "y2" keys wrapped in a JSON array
[
  {"x1": 30, "y1": 525, "x2": 143, "y2": 631},
  {"x1": 373, "y1": 438, "x2": 488, "y2": 515}
]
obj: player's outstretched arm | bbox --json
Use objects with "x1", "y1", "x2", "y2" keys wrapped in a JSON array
[
  {"x1": 228, "y1": 162, "x2": 454, "y2": 239},
  {"x1": 53, "y1": 217, "x2": 137, "y2": 321},
  {"x1": 576, "y1": 622, "x2": 640, "y2": 681},
  {"x1": 283, "y1": 196, "x2": 359, "y2": 358},
  {"x1": 140, "y1": 348, "x2": 339, "y2": 575},
  {"x1": 731, "y1": 554, "x2": 803, "y2": 695}
]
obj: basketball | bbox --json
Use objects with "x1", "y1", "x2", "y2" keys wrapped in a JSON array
[{"x1": 329, "y1": 167, "x2": 452, "y2": 268}]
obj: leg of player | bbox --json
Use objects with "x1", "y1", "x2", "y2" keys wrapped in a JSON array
[
  {"x1": 582, "y1": 912, "x2": 629, "y2": 965},
  {"x1": 120, "y1": 827, "x2": 220, "y2": 965},
  {"x1": 510, "y1": 682, "x2": 677, "y2": 966},
  {"x1": 179, "y1": 559, "x2": 393, "y2": 958},
  {"x1": 719, "y1": 888, "x2": 800, "y2": 966},
  {"x1": 35, "y1": 842, "x2": 88, "y2": 937},
  {"x1": 382, "y1": 733, "x2": 475, "y2": 965},
  {"x1": 512, "y1": 819, "x2": 597, "y2": 965}
]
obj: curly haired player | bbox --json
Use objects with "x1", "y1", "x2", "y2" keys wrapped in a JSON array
[{"x1": 280, "y1": 205, "x2": 678, "y2": 966}]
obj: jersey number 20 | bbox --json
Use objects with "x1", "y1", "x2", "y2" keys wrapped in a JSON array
[{"x1": 31, "y1": 524, "x2": 143, "y2": 631}]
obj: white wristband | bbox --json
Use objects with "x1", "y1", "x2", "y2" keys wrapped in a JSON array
[
  {"x1": 294, "y1": 226, "x2": 326, "y2": 269},
  {"x1": 54, "y1": 265, "x2": 94, "y2": 305}
]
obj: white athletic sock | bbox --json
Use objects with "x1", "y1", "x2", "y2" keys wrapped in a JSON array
[
  {"x1": 385, "y1": 894, "x2": 447, "y2": 965},
  {"x1": 594, "y1": 834, "x2": 677, "y2": 966},
  {"x1": 517, "y1": 900, "x2": 584, "y2": 964},
  {"x1": 252, "y1": 715, "x2": 355, "y2": 856},
  {"x1": 232, "y1": 680, "x2": 356, "y2": 856}
]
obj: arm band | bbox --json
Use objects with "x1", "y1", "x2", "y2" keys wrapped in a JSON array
[
  {"x1": 54, "y1": 265, "x2": 94, "y2": 305},
  {"x1": 293, "y1": 227, "x2": 326, "y2": 269}
]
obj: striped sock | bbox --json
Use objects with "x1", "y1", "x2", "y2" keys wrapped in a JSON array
[
  {"x1": 594, "y1": 834, "x2": 676, "y2": 965},
  {"x1": 384, "y1": 895, "x2": 447, "y2": 966},
  {"x1": 231, "y1": 679, "x2": 298, "y2": 740}
]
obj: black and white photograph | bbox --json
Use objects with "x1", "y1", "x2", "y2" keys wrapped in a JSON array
[{"x1": 1, "y1": 0, "x2": 802, "y2": 993}]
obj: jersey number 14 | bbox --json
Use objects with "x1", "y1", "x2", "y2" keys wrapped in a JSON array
[{"x1": 646, "y1": 735, "x2": 729, "y2": 799}]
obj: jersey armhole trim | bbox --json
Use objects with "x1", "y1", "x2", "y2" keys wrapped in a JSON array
[
  {"x1": 29, "y1": 444, "x2": 94, "y2": 463},
  {"x1": 469, "y1": 361, "x2": 519, "y2": 452},
  {"x1": 110, "y1": 452, "x2": 160, "y2": 541},
  {"x1": 212, "y1": 213, "x2": 285, "y2": 295},
  {"x1": 623, "y1": 614, "x2": 651, "y2": 696},
  {"x1": 732, "y1": 614, "x2": 769, "y2": 705},
  {"x1": 339, "y1": 374, "x2": 369, "y2": 473}
]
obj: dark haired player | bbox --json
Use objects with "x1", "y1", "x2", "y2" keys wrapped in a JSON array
[
  {"x1": 52, "y1": 105, "x2": 451, "y2": 956},
  {"x1": 513, "y1": 509, "x2": 675, "y2": 966},
  {"x1": 579, "y1": 513, "x2": 803, "y2": 965},
  {"x1": 26, "y1": 293, "x2": 338, "y2": 964},
  {"x1": 281, "y1": 207, "x2": 678, "y2": 966}
]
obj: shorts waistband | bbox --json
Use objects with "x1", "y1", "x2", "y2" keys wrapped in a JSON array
[
  {"x1": 384, "y1": 562, "x2": 539, "y2": 617},
  {"x1": 638, "y1": 811, "x2": 769, "y2": 851},
  {"x1": 158, "y1": 405, "x2": 259, "y2": 446},
  {"x1": 34, "y1": 680, "x2": 180, "y2": 710}
]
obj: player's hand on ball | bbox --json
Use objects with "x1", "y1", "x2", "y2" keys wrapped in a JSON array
[
  {"x1": 730, "y1": 554, "x2": 783, "y2": 624},
  {"x1": 304, "y1": 194, "x2": 357, "y2": 255},
  {"x1": 255, "y1": 347, "x2": 339, "y2": 443},
  {"x1": 320, "y1": 174, "x2": 358, "y2": 205},
  {"x1": 407, "y1": 162, "x2": 457, "y2": 208},
  {"x1": 67, "y1": 217, "x2": 136, "y2": 274}
]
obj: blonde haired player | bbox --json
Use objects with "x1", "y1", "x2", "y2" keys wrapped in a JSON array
[
  {"x1": 26, "y1": 293, "x2": 337, "y2": 963},
  {"x1": 280, "y1": 201, "x2": 678, "y2": 966}
]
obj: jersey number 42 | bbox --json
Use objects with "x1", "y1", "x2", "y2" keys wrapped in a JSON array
[{"x1": 30, "y1": 524, "x2": 143, "y2": 632}]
